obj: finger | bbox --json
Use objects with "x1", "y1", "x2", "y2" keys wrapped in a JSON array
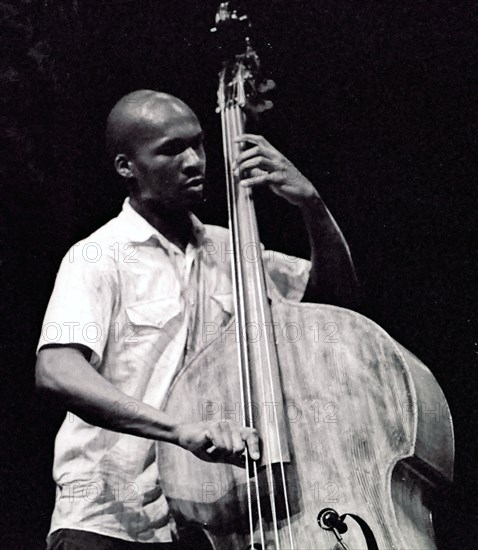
[
  {"x1": 234, "y1": 134, "x2": 280, "y2": 156},
  {"x1": 235, "y1": 144, "x2": 276, "y2": 165},
  {"x1": 204, "y1": 445, "x2": 246, "y2": 467},
  {"x1": 218, "y1": 422, "x2": 234, "y2": 454},
  {"x1": 204, "y1": 424, "x2": 242, "y2": 465},
  {"x1": 213, "y1": 421, "x2": 241, "y2": 455},
  {"x1": 199, "y1": 430, "x2": 217, "y2": 462},
  {"x1": 230, "y1": 427, "x2": 246, "y2": 455},
  {"x1": 240, "y1": 173, "x2": 273, "y2": 188},
  {"x1": 243, "y1": 428, "x2": 260, "y2": 461},
  {"x1": 235, "y1": 145, "x2": 262, "y2": 165},
  {"x1": 234, "y1": 133, "x2": 266, "y2": 147},
  {"x1": 238, "y1": 156, "x2": 277, "y2": 174}
]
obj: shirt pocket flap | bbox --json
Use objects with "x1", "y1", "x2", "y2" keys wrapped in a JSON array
[
  {"x1": 211, "y1": 293, "x2": 234, "y2": 316},
  {"x1": 126, "y1": 298, "x2": 182, "y2": 329}
]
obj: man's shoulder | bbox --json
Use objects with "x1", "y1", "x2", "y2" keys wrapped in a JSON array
[
  {"x1": 202, "y1": 223, "x2": 230, "y2": 245},
  {"x1": 64, "y1": 215, "x2": 126, "y2": 269},
  {"x1": 83, "y1": 213, "x2": 126, "y2": 243}
]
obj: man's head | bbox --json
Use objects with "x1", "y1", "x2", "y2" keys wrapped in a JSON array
[{"x1": 106, "y1": 90, "x2": 206, "y2": 212}]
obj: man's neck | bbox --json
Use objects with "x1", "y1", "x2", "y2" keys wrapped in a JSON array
[{"x1": 129, "y1": 196, "x2": 192, "y2": 253}]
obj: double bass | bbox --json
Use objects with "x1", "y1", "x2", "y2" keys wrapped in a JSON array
[{"x1": 157, "y1": 3, "x2": 454, "y2": 548}]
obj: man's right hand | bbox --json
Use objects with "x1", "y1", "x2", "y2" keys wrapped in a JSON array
[
  {"x1": 175, "y1": 421, "x2": 260, "y2": 467},
  {"x1": 37, "y1": 346, "x2": 261, "y2": 465}
]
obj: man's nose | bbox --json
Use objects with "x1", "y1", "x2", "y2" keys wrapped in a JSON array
[{"x1": 183, "y1": 147, "x2": 204, "y2": 168}]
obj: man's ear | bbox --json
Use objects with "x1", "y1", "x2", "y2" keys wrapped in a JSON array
[{"x1": 114, "y1": 154, "x2": 135, "y2": 179}]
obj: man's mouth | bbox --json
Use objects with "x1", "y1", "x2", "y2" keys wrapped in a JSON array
[{"x1": 184, "y1": 176, "x2": 206, "y2": 188}]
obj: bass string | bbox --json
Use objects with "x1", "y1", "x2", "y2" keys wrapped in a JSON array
[
  {"x1": 229, "y1": 100, "x2": 282, "y2": 548},
  {"x1": 224, "y1": 95, "x2": 265, "y2": 547},
  {"x1": 226, "y1": 101, "x2": 268, "y2": 547},
  {"x1": 227, "y1": 106, "x2": 268, "y2": 549},
  {"x1": 220, "y1": 65, "x2": 294, "y2": 547},
  {"x1": 220, "y1": 75, "x2": 262, "y2": 548},
  {"x1": 230, "y1": 98, "x2": 294, "y2": 550}
]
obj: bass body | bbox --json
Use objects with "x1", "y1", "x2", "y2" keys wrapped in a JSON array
[{"x1": 157, "y1": 290, "x2": 453, "y2": 549}]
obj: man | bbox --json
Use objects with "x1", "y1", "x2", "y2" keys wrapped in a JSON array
[{"x1": 36, "y1": 90, "x2": 358, "y2": 549}]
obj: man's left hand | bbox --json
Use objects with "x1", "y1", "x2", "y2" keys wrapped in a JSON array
[{"x1": 234, "y1": 134, "x2": 319, "y2": 207}]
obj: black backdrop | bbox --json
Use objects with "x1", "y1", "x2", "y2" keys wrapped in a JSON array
[{"x1": 1, "y1": 1, "x2": 476, "y2": 548}]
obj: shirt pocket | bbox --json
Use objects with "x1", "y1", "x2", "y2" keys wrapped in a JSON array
[
  {"x1": 209, "y1": 292, "x2": 234, "y2": 325},
  {"x1": 125, "y1": 297, "x2": 182, "y2": 335}
]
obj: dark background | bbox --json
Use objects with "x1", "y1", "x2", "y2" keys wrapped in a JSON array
[{"x1": 1, "y1": 0, "x2": 476, "y2": 548}]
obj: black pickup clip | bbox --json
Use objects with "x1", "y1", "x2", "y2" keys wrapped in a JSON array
[{"x1": 317, "y1": 507, "x2": 379, "y2": 550}]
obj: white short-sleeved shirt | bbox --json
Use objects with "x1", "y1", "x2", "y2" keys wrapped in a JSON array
[{"x1": 37, "y1": 198, "x2": 310, "y2": 543}]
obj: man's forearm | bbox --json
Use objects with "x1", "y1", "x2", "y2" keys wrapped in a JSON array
[
  {"x1": 36, "y1": 345, "x2": 261, "y2": 463},
  {"x1": 300, "y1": 193, "x2": 360, "y2": 308},
  {"x1": 36, "y1": 346, "x2": 180, "y2": 444}
]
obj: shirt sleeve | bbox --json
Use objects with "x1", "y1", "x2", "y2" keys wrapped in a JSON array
[
  {"x1": 263, "y1": 249, "x2": 311, "y2": 301},
  {"x1": 37, "y1": 245, "x2": 117, "y2": 367}
]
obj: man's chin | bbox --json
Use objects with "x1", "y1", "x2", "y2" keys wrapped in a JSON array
[
  {"x1": 140, "y1": 189, "x2": 204, "y2": 215},
  {"x1": 182, "y1": 187, "x2": 204, "y2": 208}
]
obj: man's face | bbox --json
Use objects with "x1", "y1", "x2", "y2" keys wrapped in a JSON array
[{"x1": 128, "y1": 105, "x2": 206, "y2": 210}]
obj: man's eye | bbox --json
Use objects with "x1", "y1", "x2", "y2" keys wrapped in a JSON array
[
  {"x1": 159, "y1": 143, "x2": 185, "y2": 156},
  {"x1": 192, "y1": 136, "x2": 204, "y2": 150},
  {"x1": 157, "y1": 136, "x2": 203, "y2": 156}
]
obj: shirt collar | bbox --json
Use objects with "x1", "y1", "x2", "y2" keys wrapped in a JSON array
[{"x1": 118, "y1": 197, "x2": 205, "y2": 250}]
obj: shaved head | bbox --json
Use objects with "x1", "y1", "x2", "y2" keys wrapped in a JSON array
[
  {"x1": 105, "y1": 90, "x2": 197, "y2": 161},
  {"x1": 105, "y1": 89, "x2": 206, "y2": 214}
]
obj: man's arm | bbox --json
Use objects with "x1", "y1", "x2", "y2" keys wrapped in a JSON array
[
  {"x1": 36, "y1": 345, "x2": 259, "y2": 465},
  {"x1": 235, "y1": 134, "x2": 360, "y2": 308},
  {"x1": 299, "y1": 194, "x2": 359, "y2": 307}
]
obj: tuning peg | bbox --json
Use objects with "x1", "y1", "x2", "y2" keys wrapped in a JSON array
[
  {"x1": 258, "y1": 79, "x2": 276, "y2": 94},
  {"x1": 211, "y1": 2, "x2": 249, "y2": 33}
]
